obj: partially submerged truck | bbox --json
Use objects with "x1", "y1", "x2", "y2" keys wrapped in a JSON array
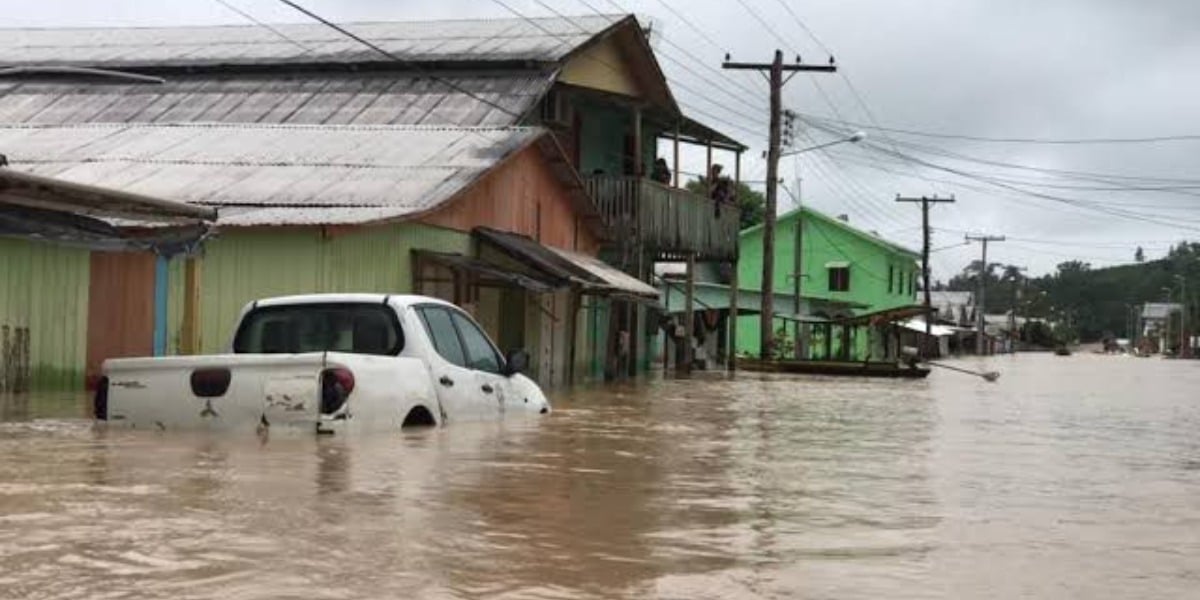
[{"x1": 94, "y1": 294, "x2": 550, "y2": 434}]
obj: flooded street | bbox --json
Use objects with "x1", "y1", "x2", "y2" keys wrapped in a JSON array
[{"x1": 2, "y1": 354, "x2": 1199, "y2": 599}]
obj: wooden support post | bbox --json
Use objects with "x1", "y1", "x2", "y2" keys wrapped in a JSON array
[
  {"x1": 683, "y1": 252, "x2": 696, "y2": 372},
  {"x1": 153, "y1": 255, "x2": 169, "y2": 356},
  {"x1": 632, "y1": 106, "x2": 643, "y2": 177},
  {"x1": 664, "y1": 273, "x2": 672, "y2": 374},
  {"x1": 728, "y1": 260, "x2": 739, "y2": 371},
  {"x1": 673, "y1": 122, "x2": 681, "y2": 188},
  {"x1": 705, "y1": 141, "x2": 714, "y2": 197},
  {"x1": 567, "y1": 290, "x2": 580, "y2": 386},
  {"x1": 180, "y1": 256, "x2": 202, "y2": 355}
]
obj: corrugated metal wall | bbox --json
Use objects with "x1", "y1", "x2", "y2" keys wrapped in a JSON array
[
  {"x1": 0, "y1": 238, "x2": 90, "y2": 390},
  {"x1": 166, "y1": 223, "x2": 471, "y2": 354}
]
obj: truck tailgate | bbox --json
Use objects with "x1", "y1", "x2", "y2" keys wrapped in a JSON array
[{"x1": 102, "y1": 353, "x2": 331, "y2": 432}]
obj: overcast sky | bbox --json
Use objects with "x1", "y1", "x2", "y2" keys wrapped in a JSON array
[{"x1": 10, "y1": 0, "x2": 1200, "y2": 279}]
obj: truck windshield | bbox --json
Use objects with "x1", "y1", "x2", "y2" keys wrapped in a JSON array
[{"x1": 233, "y1": 303, "x2": 403, "y2": 355}]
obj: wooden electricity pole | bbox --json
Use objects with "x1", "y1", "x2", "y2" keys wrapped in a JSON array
[
  {"x1": 965, "y1": 234, "x2": 1005, "y2": 354},
  {"x1": 896, "y1": 195, "x2": 955, "y2": 357},
  {"x1": 723, "y1": 51, "x2": 835, "y2": 358}
]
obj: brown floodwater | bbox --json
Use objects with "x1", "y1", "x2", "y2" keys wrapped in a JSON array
[{"x1": 2, "y1": 354, "x2": 1199, "y2": 599}]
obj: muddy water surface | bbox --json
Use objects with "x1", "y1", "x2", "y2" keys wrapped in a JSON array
[{"x1": 2, "y1": 354, "x2": 1199, "y2": 599}]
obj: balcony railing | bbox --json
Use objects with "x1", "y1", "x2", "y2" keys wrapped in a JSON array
[{"x1": 583, "y1": 175, "x2": 740, "y2": 262}]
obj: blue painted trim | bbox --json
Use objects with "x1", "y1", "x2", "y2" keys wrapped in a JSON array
[{"x1": 153, "y1": 255, "x2": 169, "y2": 356}]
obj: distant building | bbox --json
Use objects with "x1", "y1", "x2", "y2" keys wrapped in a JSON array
[
  {"x1": 712, "y1": 206, "x2": 923, "y2": 363},
  {"x1": 1141, "y1": 302, "x2": 1181, "y2": 353},
  {"x1": 929, "y1": 291, "x2": 976, "y2": 327}
]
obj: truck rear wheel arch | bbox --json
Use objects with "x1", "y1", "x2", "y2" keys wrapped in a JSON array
[{"x1": 402, "y1": 405, "x2": 436, "y2": 428}]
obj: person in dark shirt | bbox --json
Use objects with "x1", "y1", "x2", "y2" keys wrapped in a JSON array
[
  {"x1": 651, "y1": 158, "x2": 671, "y2": 185},
  {"x1": 708, "y1": 164, "x2": 734, "y2": 218}
]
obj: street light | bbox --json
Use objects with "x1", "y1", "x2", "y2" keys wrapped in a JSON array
[{"x1": 780, "y1": 131, "x2": 867, "y2": 157}]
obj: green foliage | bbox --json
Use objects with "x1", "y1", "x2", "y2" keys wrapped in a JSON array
[
  {"x1": 949, "y1": 241, "x2": 1200, "y2": 343},
  {"x1": 684, "y1": 178, "x2": 766, "y2": 230}
]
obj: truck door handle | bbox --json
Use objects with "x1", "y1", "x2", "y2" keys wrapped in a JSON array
[
  {"x1": 481, "y1": 384, "x2": 494, "y2": 394},
  {"x1": 439, "y1": 376, "x2": 454, "y2": 387}
]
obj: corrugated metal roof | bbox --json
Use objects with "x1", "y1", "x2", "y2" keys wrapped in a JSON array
[
  {"x1": 0, "y1": 16, "x2": 621, "y2": 69},
  {"x1": 0, "y1": 122, "x2": 543, "y2": 225},
  {"x1": 1143, "y1": 302, "x2": 1181, "y2": 320},
  {"x1": 0, "y1": 71, "x2": 551, "y2": 127},
  {"x1": 549, "y1": 246, "x2": 659, "y2": 300}
]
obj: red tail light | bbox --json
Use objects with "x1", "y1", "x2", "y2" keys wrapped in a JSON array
[{"x1": 320, "y1": 367, "x2": 355, "y2": 414}]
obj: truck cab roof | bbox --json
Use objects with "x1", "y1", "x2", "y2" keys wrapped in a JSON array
[{"x1": 251, "y1": 293, "x2": 457, "y2": 310}]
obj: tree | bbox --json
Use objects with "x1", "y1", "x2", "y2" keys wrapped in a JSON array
[
  {"x1": 1135, "y1": 246, "x2": 1145, "y2": 262},
  {"x1": 684, "y1": 178, "x2": 766, "y2": 230}
]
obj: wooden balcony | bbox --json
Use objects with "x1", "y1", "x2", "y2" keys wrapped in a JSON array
[{"x1": 583, "y1": 175, "x2": 740, "y2": 262}]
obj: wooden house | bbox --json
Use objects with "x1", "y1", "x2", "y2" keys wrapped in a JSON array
[{"x1": 0, "y1": 14, "x2": 742, "y2": 389}]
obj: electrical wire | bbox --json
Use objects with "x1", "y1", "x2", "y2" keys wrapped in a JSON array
[
  {"x1": 213, "y1": 0, "x2": 314, "y2": 54},
  {"x1": 275, "y1": 0, "x2": 522, "y2": 119},
  {"x1": 801, "y1": 112, "x2": 1200, "y2": 145}
]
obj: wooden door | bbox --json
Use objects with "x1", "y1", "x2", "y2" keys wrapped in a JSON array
[{"x1": 86, "y1": 252, "x2": 155, "y2": 387}]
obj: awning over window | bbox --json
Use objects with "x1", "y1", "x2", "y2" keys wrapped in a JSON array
[
  {"x1": 899, "y1": 318, "x2": 958, "y2": 337},
  {"x1": 413, "y1": 251, "x2": 559, "y2": 294},
  {"x1": 837, "y1": 304, "x2": 930, "y2": 325},
  {"x1": 473, "y1": 227, "x2": 585, "y2": 286},
  {"x1": 824, "y1": 261, "x2": 850, "y2": 268},
  {"x1": 0, "y1": 167, "x2": 214, "y2": 251},
  {"x1": 548, "y1": 247, "x2": 659, "y2": 301},
  {"x1": 473, "y1": 227, "x2": 660, "y2": 303}
]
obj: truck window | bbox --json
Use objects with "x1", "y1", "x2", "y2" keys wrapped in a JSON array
[
  {"x1": 234, "y1": 303, "x2": 403, "y2": 355},
  {"x1": 449, "y1": 311, "x2": 502, "y2": 374},
  {"x1": 417, "y1": 307, "x2": 468, "y2": 368}
]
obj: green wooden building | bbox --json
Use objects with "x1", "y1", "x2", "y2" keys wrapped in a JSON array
[{"x1": 735, "y1": 207, "x2": 922, "y2": 361}]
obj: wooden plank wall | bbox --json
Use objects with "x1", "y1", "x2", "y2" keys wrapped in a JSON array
[
  {"x1": 419, "y1": 144, "x2": 600, "y2": 254},
  {"x1": 86, "y1": 252, "x2": 155, "y2": 385}
]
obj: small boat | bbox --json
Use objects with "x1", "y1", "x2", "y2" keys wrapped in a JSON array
[
  {"x1": 737, "y1": 357, "x2": 931, "y2": 378},
  {"x1": 1055, "y1": 346, "x2": 1072, "y2": 356}
]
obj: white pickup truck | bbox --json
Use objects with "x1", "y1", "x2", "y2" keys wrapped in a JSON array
[{"x1": 94, "y1": 294, "x2": 550, "y2": 434}]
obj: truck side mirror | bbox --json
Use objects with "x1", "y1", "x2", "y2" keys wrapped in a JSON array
[{"x1": 502, "y1": 349, "x2": 529, "y2": 377}]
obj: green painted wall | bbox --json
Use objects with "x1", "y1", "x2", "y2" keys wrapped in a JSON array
[
  {"x1": 735, "y1": 207, "x2": 920, "y2": 358},
  {"x1": 166, "y1": 223, "x2": 470, "y2": 354},
  {"x1": 0, "y1": 238, "x2": 90, "y2": 389}
]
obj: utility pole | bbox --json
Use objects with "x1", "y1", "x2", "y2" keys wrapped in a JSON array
[
  {"x1": 896, "y1": 195, "x2": 955, "y2": 357},
  {"x1": 1180, "y1": 276, "x2": 1189, "y2": 358},
  {"x1": 724, "y1": 51, "x2": 836, "y2": 358},
  {"x1": 965, "y1": 234, "x2": 1005, "y2": 354}
]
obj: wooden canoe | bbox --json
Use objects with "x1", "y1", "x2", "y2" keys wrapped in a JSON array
[{"x1": 736, "y1": 357, "x2": 931, "y2": 379}]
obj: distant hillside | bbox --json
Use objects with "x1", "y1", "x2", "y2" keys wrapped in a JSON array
[{"x1": 943, "y1": 242, "x2": 1199, "y2": 342}]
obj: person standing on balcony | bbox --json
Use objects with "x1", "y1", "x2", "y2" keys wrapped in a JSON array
[
  {"x1": 651, "y1": 158, "x2": 672, "y2": 185},
  {"x1": 709, "y1": 164, "x2": 734, "y2": 218}
]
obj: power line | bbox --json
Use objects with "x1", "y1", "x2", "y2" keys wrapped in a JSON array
[
  {"x1": 213, "y1": 0, "x2": 314, "y2": 54},
  {"x1": 275, "y1": 0, "x2": 522, "y2": 119},
  {"x1": 648, "y1": 0, "x2": 728, "y2": 54},
  {"x1": 770, "y1": 0, "x2": 833, "y2": 55},
  {"x1": 802, "y1": 113, "x2": 1200, "y2": 145},
  {"x1": 808, "y1": 116, "x2": 1200, "y2": 185},
  {"x1": 732, "y1": 0, "x2": 799, "y2": 55}
]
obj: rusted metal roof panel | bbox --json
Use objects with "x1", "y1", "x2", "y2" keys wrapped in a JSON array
[
  {"x1": 0, "y1": 122, "x2": 544, "y2": 225},
  {"x1": 0, "y1": 16, "x2": 619, "y2": 69},
  {"x1": 0, "y1": 71, "x2": 552, "y2": 127}
]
